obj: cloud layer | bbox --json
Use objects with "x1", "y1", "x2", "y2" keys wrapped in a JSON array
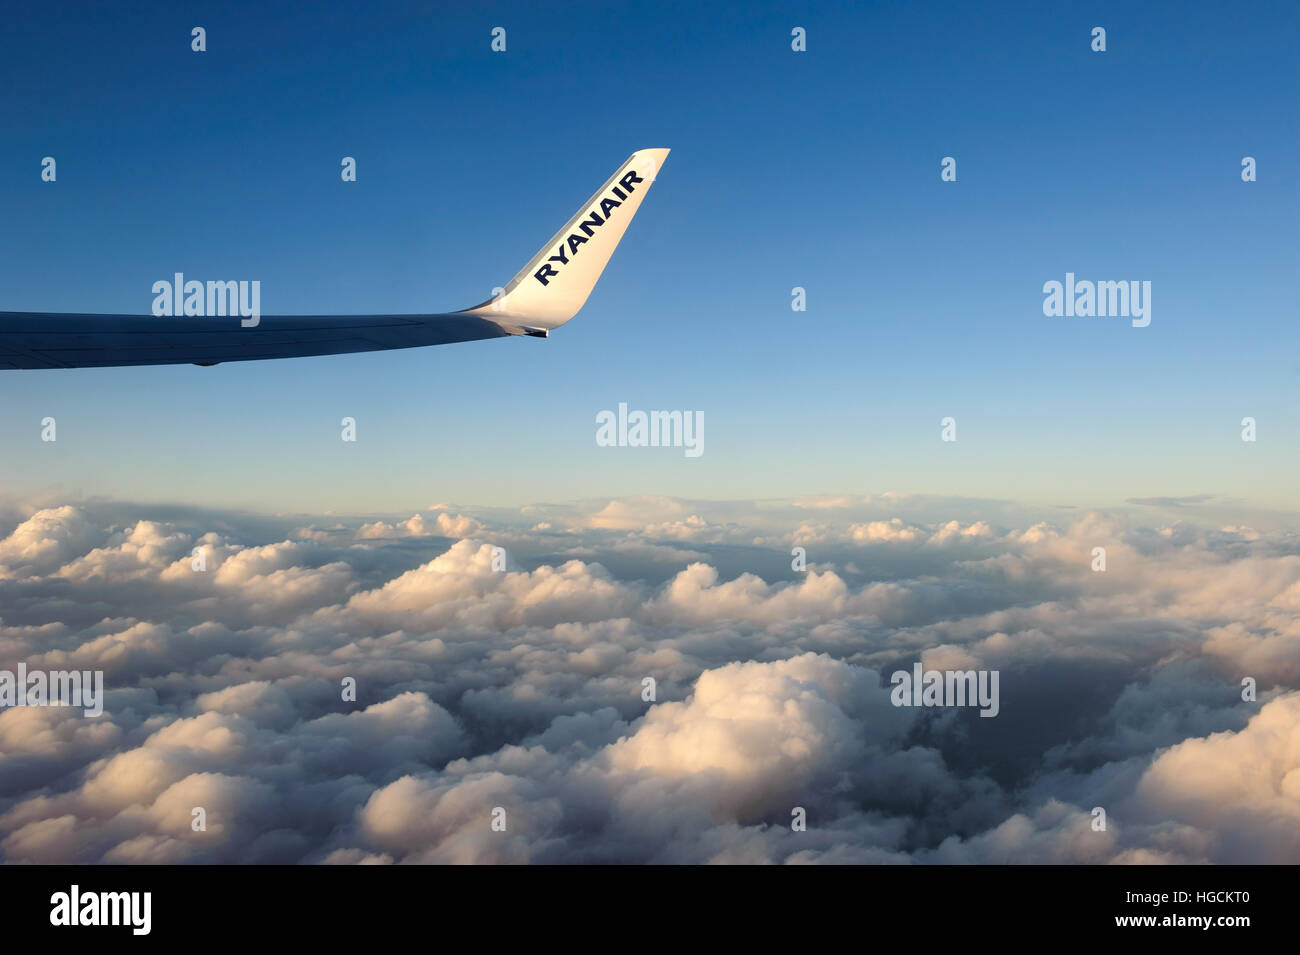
[{"x1": 0, "y1": 495, "x2": 1296, "y2": 863}]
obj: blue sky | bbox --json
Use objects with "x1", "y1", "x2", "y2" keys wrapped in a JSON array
[{"x1": 0, "y1": 0, "x2": 1295, "y2": 514}]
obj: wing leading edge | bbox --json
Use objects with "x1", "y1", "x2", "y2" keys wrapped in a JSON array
[{"x1": 1, "y1": 148, "x2": 669, "y2": 370}]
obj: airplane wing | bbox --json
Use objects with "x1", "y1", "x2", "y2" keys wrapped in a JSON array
[
  {"x1": 0, "y1": 312, "x2": 516, "y2": 369},
  {"x1": 0, "y1": 147, "x2": 669, "y2": 370}
]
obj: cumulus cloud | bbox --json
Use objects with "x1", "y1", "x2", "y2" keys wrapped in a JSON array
[
  {"x1": 358, "y1": 512, "x2": 484, "y2": 539},
  {"x1": 0, "y1": 494, "x2": 1296, "y2": 863},
  {"x1": 0, "y1": 506, "x2": 100, "y2": 578},
  {"x1": 1136, "y1": 693, "x2": 1300, "y2": 863}
]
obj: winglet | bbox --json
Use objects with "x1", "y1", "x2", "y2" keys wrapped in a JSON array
[{"x1": 462, "y1": 148, "x2": 669, "y2": 331}]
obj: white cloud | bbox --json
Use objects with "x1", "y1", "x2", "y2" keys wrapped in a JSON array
[{"x1": 0, "y1": 494, "x2": 1296, "y2": 863}]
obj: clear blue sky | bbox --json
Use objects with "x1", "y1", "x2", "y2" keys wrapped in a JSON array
[{"x1": 1, "y1": 0, "x2": 1295, "y2": 514}]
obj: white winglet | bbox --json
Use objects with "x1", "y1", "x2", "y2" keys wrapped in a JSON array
[{"x1": 462, "y1": 148, "x2": 670, "y2": 332}]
